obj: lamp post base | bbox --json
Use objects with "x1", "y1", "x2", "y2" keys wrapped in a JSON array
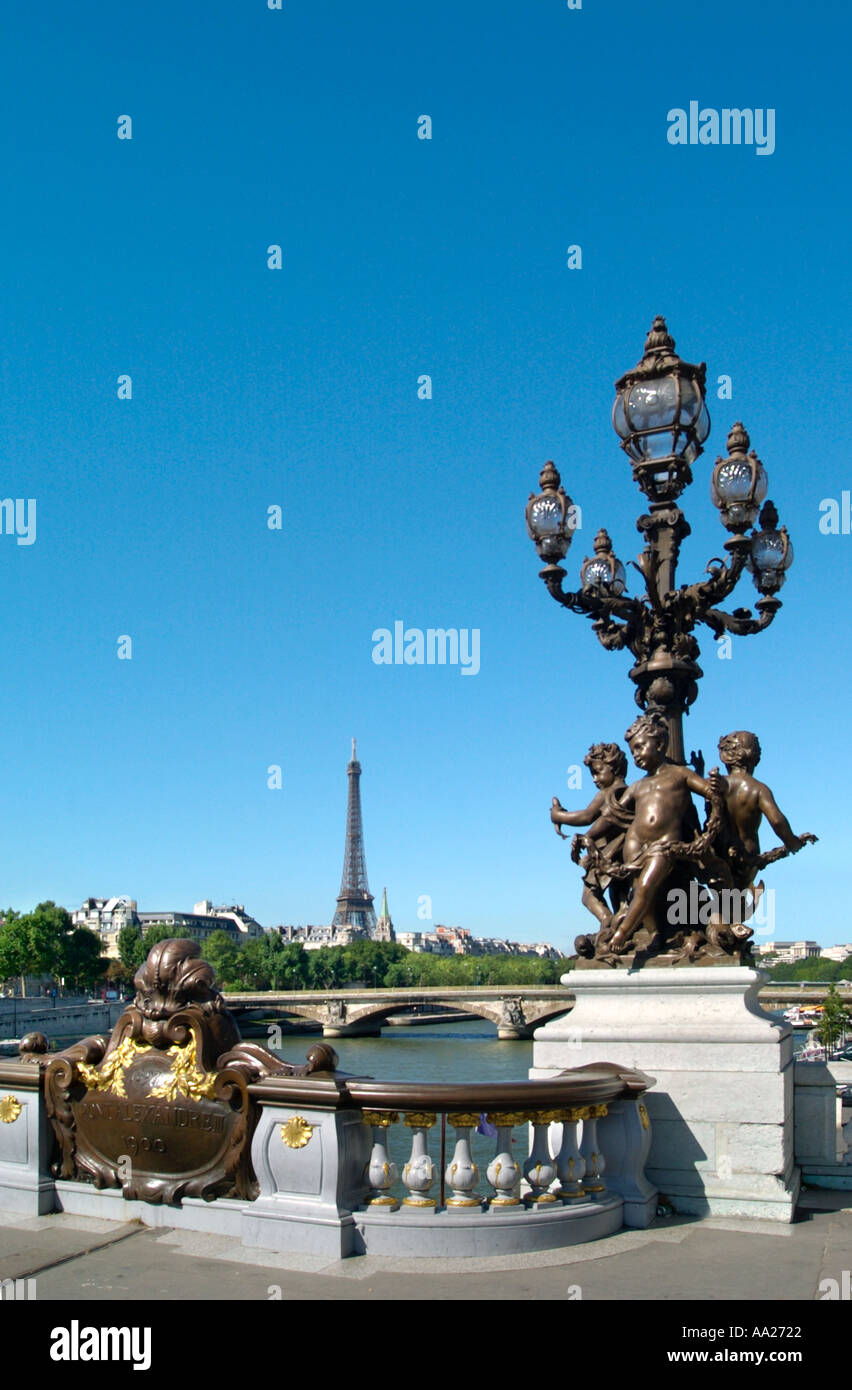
[{"x1": 532, "y1": 967, "x2": 799, "y2": 1222}]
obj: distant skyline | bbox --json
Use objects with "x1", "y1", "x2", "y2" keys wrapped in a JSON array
[{"x1": 2, "y1": 3, "x2": 849, "y2": 953}]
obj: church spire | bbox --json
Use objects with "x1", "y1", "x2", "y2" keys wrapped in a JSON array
[{"x1": 374, "y1": 886, "x2": 395, "y2": 943}]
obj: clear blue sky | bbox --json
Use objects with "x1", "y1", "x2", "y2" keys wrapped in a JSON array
[{"x1": 1, "y1": 1, "x2": 849, "y2": 952}]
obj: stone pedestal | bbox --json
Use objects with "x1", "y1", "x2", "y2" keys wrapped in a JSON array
[
  {"x1": 532, "y1": 968, "x2": 799, "y2": 1222},
  {"x1": 241, "y1": 1099, "x2": 371, "y2": 1257},
  {"x1": 0, "y1": 1063, "x2": 54, "y2": 1215}
]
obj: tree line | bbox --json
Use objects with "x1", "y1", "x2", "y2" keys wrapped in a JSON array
[
  {"x1": 0, "y1": 908, "x2": 572, "y2": 997},
  {"x1": 763, "y1": 956, "x2": 852, "y2": 983},
  {"x1": 120, "y1": 928, "x2": 573, "y2": 992}
]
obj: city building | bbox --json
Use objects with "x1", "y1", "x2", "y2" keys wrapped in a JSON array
[
  {"x1": 755, "y1": 940, "x2": 822, "y2": 963},
  {"x1": 70, "y1": 897, "x2": 264, "y2": 959},
  {"x1": 71, "y1": 897, "x2": 139, "y2": 959},
  {"x1": 819, "y1": 944, "x2": 852, "y2": 962},
  {"x1": 272, "y1": 923, "x2": 367, "y2": 951},
  {"x1": 192, "y1": 902, "x2": 264, "y2": 939},
  {"x1": 395, "y1": 926, "x2": 561, "y2": 959}
]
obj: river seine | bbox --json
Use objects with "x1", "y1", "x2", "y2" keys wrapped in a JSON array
[
  {"x1": 286, "y1": 1018, "x2": 536, "y2": 1193},
  {"x1": 327, "y1": 1017, "x2": 533, "y2": 1084}
]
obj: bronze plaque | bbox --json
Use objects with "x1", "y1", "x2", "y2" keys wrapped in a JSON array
[
  {"x1": 45, "y1": 937, "x2": 333, "y2": 1207},
  {"x1": 71, "y1": 1044, "x2": 242, "y2": 1203}
]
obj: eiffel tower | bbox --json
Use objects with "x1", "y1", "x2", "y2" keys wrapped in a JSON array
[{"x1": 332, "y1": 739, "x2": 377, "y2": 933}]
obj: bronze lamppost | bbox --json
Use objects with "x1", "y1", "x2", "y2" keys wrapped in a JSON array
[
  {"x1": 526, "y1": 317, "x2": 791, "y2": 764},
  {"x1": 527, "y1": 317, "x2": 813, "y2": 968}
]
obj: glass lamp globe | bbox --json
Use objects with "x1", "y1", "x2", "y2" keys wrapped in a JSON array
[
  {"x1": 710, "y1": 423, "x2": 769, "y2": 533},
  {"x1": 613, "y1": 317, "x2": 710, "y2": 493},
  {"x1": 747, "y1": 500, "x2": 793, "y2": 594},
  {"x1": 525, "y1": 461, "x2": 576, "y2": 563},
  {"x1": 580, "y1": 529, "x2": 627, "y2": 595}
]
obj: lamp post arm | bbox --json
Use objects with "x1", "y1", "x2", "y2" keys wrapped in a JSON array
[
  {"x1": 539, "y1": 565, "x2": 649, "y2": 657},
  {"x1": 699, "y1": 596, "x2": 781, "y2": 639},
  {"x1": 679, "y1": 541, "x2": 750, "y2": 614}
]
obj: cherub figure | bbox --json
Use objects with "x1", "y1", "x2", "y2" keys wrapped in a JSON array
[
  {"x1": 716, "y1": 731, "x2": 817, "y2": 890},
  {"x1": 551, "y1": 743, "x2": 630, "y2": 930},
  {"x1": 602, "y1": 712, "x2": 728, "y2": 955}
]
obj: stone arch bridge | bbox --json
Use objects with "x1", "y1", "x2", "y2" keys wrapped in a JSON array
[{"x1": 223, "y1": 986, "x2": 573, "y2": 1040}]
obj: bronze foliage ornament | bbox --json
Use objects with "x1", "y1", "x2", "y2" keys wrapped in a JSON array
[{"x1": 45, "y1": 938, "x2": 338, "y2": 1205}]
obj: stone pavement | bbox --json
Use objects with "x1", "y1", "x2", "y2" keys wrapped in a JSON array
[{"x1": 1, "y1": 1188, "x2": 850, "y2": 1302}]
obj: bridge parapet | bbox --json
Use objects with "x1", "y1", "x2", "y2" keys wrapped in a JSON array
[
  {"x1": 224, "y1": 988, "x2": 574, "y2": 1039},
  {"x1": 243, "y1": 1062, "x2": 657, "y2": 1256}
]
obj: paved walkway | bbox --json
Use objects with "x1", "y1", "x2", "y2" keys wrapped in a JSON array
[{"x1": 1, "y1": 1188, "x2": 850, "y2": 1302}]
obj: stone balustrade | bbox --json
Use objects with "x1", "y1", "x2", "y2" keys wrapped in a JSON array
[
  {"x1": 0, "y1": 1050, "x2": 657, "y2": 1258},
  {"x1": 358, "y1": 1102, "x2": 609, "y2": 1208},
  {"x1": 243, "y1": 1063, "x2": 657, "y2": 1255}
]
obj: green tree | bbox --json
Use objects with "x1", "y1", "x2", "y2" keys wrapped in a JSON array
[
  {"x1": 307, "y1": 947, "x2": 347, "y2": 991},
  {"x1": 0, "y1": 914, "x2": 31, "y2": 995},
  {"x1": 117, "y1": 923, "x2": 146, "y2": 973},
  {"x1": 815, "y1": 985, "x2": 850, "y2": 1053},
  {"x1": 341, "y1": 939, "x2": 408, "y2": 987},
  {"x1": 765, "y1": 956, "x2": 847, "y2": 983},
  {"x1": 26, "y1": 901, "x2": 74, "y2": 986},
  {"x1": 203, "y1": 930, "x2": 241, "y2": 987},
  {"x1": 142, "y1": 921, "x2": 181, "y2": 952},
  {"x1": 0, "y1": 903, "x2": 109, "y2": 996},
  {"x1": 275, "y1": 942, "x2": 309, "y2": 990},
  {"x1": 60, "y1": 928, "x2": 106, "y2": 995},
  {"x1": 105, "y1": 958, "x2": 134, "y2": 991}
]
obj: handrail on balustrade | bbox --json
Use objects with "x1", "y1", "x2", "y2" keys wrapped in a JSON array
[{"x1": 247, "y1": 1060, "x2": 653, "y2": 1111}]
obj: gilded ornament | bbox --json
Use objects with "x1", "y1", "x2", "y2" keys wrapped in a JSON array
[
  {"x1": 149, "y1": 1034, "x2": 218, "y2": 1103},
  {"x1": 639, "y1": 1103, "x2": 650, "y2": 1130},
  {"x1": 0, "y1": 1095, "x2": 22, "y2": 1123},
  {"x1": 362, "y1": 1110, "x2": 398, "y2": 1127},
  {"x1": 487, "y1": 1111, "x2": 527, "y2": 1128},
  {"x1": 280, "y1": 1115, "x2": 314, "y2": 1149},
  {"x1": 402, "y1": 1112, "x2": 437, "y2": 1128},
  {"x1": 447, "y1": 1112, "x2": 481, "y2": 1128},
  {"x1": 529, "y1": 1108, "x2": 563, "y2": 1125},
  {"x1": 77, "y1": 1036, "x2": 149, "y2": 1098}
]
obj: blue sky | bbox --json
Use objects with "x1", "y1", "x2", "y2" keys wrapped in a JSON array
[{"x1": 1, "y1": 1, "x2": 849, "y2": 952}]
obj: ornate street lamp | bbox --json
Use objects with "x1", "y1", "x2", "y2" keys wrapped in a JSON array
[
  {"x1": 525, "y1": 460, "x2": 576, "y2": 563},
  {"x1": 747, "y1": 500, "x2": 793, "y2": 595},
  {"x1": 526, "y1": 317, "x2": 793, "y2": 765},
  {"x1": 612, "y1": 315, "x2": 711, "y2": 504},
  {"x1": 710, "y1": 422, "x2": 768, "y2": 534},
  {"x1": 580, "y1": 530, "x2": 626, "y2": 595}
]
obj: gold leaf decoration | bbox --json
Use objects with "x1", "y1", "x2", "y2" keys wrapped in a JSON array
[
  {"x1": 281, "y1": 1116, "x2": 314, "y2": 1149},
  {"x1": 77, "y1": 1037, "x2": 149, "y2": 1098},
  {"x1": 0, "y1": 1095, "x2": 22, "y2": 1123},
  {"x1": 362, "y1": 1111, "x2": 398, "y2": 1127},
  {"x1": 149, "y1": 1034, "x2": 218, "y2": 1103}
]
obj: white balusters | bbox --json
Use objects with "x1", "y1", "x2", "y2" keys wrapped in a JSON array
[
  {"x1": 523, "y1": 1109, "x2": 559, "y2": 1203},
  {"x1": 485, "y1": 1112, "x2": 523, "y2": 1205},
  {"x1": 401, "y1": 1112, "x2": 437, "y2": 1207},
  {"x1": 356, "y1": 1096, "x2": 617, "y2": 1222},
  {"x1": 363, "y1": 1110, "x2": 399, "y2": 1210},
  {"x1": 579, "y1": 1103, "x2": 608, "y2": 1195},
  {"x1": 554, "y1": 1106, "x2": 586, "y2": 1199},
  {"x1": 445, "y1": 1112, "x2": 482, "y2": 1207}
]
